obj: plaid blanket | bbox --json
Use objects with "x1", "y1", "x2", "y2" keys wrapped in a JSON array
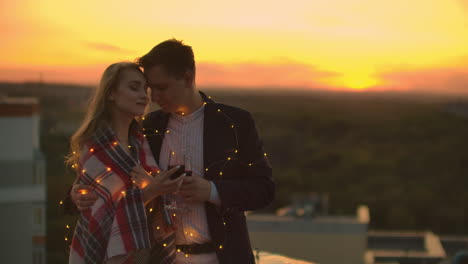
[{"x1": 69, "y1": 123, "x2": 165, "y2": 264}]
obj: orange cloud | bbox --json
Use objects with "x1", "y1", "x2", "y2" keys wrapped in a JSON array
[
  {"x1": 85, "y1": 42, "x2": 132, "y2": 53},
  {"x1": 0, "y1": 65, "x2": 107, "y2": 85},
  {"x1": 377, "y1": 65, "x2": 468, "y2": 95},
  {"x1": 0, "y1": 62, "x2": 340, "y2": 90},
  {"x1": 196, "y1": 63, "x2": 339, "y2": 90},
  {"x1": 2, "y1": 62, "x2": 468, "y2": 96}
]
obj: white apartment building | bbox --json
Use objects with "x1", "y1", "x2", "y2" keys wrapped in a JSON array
[{"x1": 0, "y1": 97, "x2": 46, "y2": 264}]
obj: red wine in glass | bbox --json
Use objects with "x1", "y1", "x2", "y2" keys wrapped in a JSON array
[{"x1": 168, "y1": 165, "x2": 185, "y2": 179}]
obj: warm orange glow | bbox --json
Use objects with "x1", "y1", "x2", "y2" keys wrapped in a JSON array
[
  {"x1": 79, "y1": 189, "x2": 88, "y2": 195},
  {"x1": 140, "y1": 181, "x2": 149, "y2": 189},
  {"x1": 1, "y1": 0, "x2": 468, "y2": 92}
]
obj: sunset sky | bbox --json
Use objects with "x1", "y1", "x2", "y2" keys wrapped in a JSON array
[{"x1": 1, "y1": 0, "x2": 468, "y2": 93}]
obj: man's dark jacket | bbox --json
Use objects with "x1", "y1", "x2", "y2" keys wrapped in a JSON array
[{"x1": 142, "y1": 92, "x2": 275, "y2": 264}]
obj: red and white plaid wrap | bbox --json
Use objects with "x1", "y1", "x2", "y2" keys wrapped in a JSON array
[{"x1": 69, "y1": 123, "x2": 160, "y2": 264}]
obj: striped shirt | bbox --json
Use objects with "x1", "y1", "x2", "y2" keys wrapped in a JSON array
[{"x1": 158, "y1": 104, "x2": 220, "y2": 264}]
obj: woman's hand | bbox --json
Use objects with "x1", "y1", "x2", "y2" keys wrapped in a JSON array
[
  {"x1": 71, "y1": 184, "x2": 98, "y2": 211},
  {"x1": 130, "y1": 166, "x2": 185, "y2": 203},
  {"x1": 129, "y1": 166, "x2": 155, "y2": 189}
]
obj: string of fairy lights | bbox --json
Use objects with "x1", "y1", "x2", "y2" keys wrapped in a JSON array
[{"x1": 59, "y1": 95, "x2": 269, "y2": 259}]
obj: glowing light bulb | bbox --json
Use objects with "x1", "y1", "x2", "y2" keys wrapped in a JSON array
[
  {"x1": 113, "y1": 141, "x2": 118, "y2": 146},
  {"x1": 249, "y1": 163, "x2": 253, "y2": 166},
  {"x1": 163, "y1": 243, "x2": 167, "y2": 247},
  {"x1": 185, "y1": 254, "x2": 189, "y2": 258},
  {"x1": 156, "y1": 226, "x2": 160, "y2": 230},
  {"x1": 219, "y1": 245, "x2": 223, "y2": 249},
  {"x1": 66, "y1": 225, "x2": 70, "y2": 229},
  {"x1": 235, "y1": 150, "x2": 238, "y2": 153},
  {"x1": 90, "y1": 148, "x2": 94, "y2": 152},
  {"x1": 79, "y1": 189, "x2": 88, "y2": 195},
  {"x1": 219, "y1": 172, "x2": 223, "y2": 176},
  {"x1": 227, "y1": 157, "x2": 231, "y2": 160},
  {"x1": 82, "y1": 169, "x2": 86, "y2": 173},
  {"x1": 59, "y1": 201, "x2": 63, "y2": 205},
  {"x1": 149, "y1": 208, "x2": 153, "y2": 212},
  {"x1": 106, "y1": 167, "x2": 111, "y2": 172}
]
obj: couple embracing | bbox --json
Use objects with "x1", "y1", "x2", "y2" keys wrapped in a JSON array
[{"x1": 64, "y1": 39, "x2": 274, "y2": 264}]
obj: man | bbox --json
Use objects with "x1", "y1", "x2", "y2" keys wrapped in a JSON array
[{"x1": 68, "y1": 39, "x2": 274, "y2": 263}]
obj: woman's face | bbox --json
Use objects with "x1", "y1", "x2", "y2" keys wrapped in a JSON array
[{"x1": 110, "y1": 68, "x2": 149, "y2": 117}]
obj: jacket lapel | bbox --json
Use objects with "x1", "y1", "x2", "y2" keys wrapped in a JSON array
[
  {"x1": 203, "y1": 102, "x2": 221, "y2": 176},
  {"x1": 144, "y1": 111, "x2": 170, "y2": 165},
  {"x1": 202, "y1": 95, "x2": 237, "y2": 178}
]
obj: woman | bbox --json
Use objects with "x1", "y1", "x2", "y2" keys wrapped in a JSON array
[{"x1": 66, "y1": 62, "x2": 184, "y2": 263}]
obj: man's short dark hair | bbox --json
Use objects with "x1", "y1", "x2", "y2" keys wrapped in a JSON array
[{"x1": 136, "y1": 38, "x2": 195, "y2": 79}]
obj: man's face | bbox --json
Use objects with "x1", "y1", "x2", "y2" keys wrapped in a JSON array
[{"x1": 145, "y1": 65, "x2": 189, "y2": 113}]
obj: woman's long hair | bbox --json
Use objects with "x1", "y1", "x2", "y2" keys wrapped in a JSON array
[{"x1": 65, "y1": 62, "x2": 144, "y2": 167}]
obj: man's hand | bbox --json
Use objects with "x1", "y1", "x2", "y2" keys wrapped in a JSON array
[
  {"x1": 71, "y1": 184, "x2": 98, "y2": 211},
  {"x1": 179, "y1": 176, "x2": 211, "y2": 203}
]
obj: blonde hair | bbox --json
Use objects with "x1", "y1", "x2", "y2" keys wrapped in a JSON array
[{"x1": 65, "y1": 62, "x2": 144, "y2": 167}]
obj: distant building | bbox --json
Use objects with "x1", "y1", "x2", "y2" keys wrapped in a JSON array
[
  {"x1": 440, "y1": 236, "x2": 468, "y2": 260},
  {"x1": 0, "y1": 97, "x2": 46, "y2": 264},
  {"x1": 276, "y1": 193, "x2": 329, "y2": 218},
  {"x1": 366, "y1": 231, "x2": 446, "y2": 264},
  {"x1": 247, "y1": 205, "x2": 370, "y2": 264}
]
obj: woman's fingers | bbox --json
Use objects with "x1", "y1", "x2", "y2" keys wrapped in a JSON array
[
  {"x1": 169, "y1": 175, "x2": 185, "y2": 195},
  {"x1": 159, "y1": 166, "x2": 180, "y2": 180}
]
